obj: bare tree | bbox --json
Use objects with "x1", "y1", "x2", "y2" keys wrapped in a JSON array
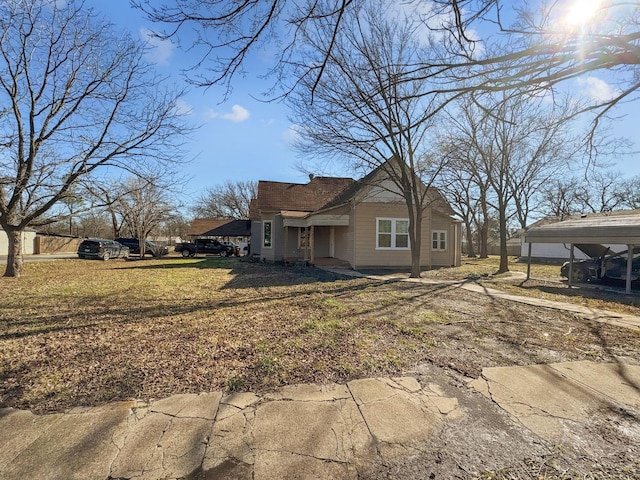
[
  {"x1": 429, "y1": 1, "x2": 640, "y2": 125},
  {"x1": 135, "y1": 0, "x2": 639, "y2": 129},
  {"x1": 132, "y1": 0, "x2": 357, "y2": 96},
  {"x1": 77, "y1": 211, "x2": 113, "y2": 239},
  {"x1": 436, "y1": 141, "x2": 489, "y2": 258},
  {"x1": 194, "y1": 180, "x2": 257, "y2": 219},
  {"x1": 0, "y1": 0, "x2": 188, "y2": 277},
  {"x1": 159, "y1": 215, "x2": 192, "y2": 244},
  {"x1": 442, "y1": 90, "x2": 578, "y2": 273},
  {"x1": 574, "y1": 169, "x2": 627, "y2": 214},
  {"x1": 116, "y1": 177, "x2": 176, "y2": 256},
  {"x1": 537, "y1": 178, "x2": 582, "y2": 219},
  {"x1": 620, "y1": 176, "x2": 640, "y2": 210},
  {"x1": 288, "y1": 1, "x2": 451, "y2": 278}
]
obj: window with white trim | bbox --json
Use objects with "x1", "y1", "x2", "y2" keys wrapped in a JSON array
[
  {"x1": 263, "y1": 220, "x2": 272, "y2": 248},
  {"x1": 376, "y1": 218, "x2": 410, "y2": 249},
  {"x1": 432, "y1": 230, "x2": 447, "y2": 251}
]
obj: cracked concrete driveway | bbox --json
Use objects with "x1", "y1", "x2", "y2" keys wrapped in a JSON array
[{"x1": 1, "y1": 360, "x2": 639, "y2": 479}]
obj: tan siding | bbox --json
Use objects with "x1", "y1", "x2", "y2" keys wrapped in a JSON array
[
  {"x1": 430, "y1": 214, "x2": 457, "y2": 267},
  {"x1": 313, "y1": 227, "x2": 330, "y2": 257},
  {"x1": 353, "y1": 203, "x2": 433, "y2": 268},
  {"x1": 282, "y1": 226, "x2": 307, "y2": 260},
  {"x1": 333, "y1": 226, "x2": 351, "y2": 262}
]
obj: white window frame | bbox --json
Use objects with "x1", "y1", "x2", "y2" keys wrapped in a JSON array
[
  {"x1": 376, "y1": 218, "x2": 410, "y2": 250},
  {"x1": 432, "y1": 230, "x2": 447, "y2": 251},
  {"x1": 263, "y1": 220, "x2": 273, "y2": 249}
]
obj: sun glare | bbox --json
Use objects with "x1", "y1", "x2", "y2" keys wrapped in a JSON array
[{"x1": 565, "y1": 0, "x2": 603, "y2": 27}]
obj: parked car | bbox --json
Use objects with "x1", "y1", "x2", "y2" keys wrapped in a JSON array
[
  {"x1": 560, "y1": 244, "x2": 640, "y2": 285},
  {"x1": 77, "y1": 239, "x2": 129, "y2": 261},
  {"x1": 114, "y1": 238, "x2": 169, "y2": 257},
  {"x1": 174, "y1": 238, "x2": 239, "y2": 257}
]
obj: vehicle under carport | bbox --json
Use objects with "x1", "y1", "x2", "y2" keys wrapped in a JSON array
[{"x1": 523, "y1": 213, "x2": 640, "y2": 294}]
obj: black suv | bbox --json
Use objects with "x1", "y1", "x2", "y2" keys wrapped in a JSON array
[
  {"x1": 114, "y1": 238, "x2": 169, "y2": 257},
  {"x1": 77, "y1": 239, "x2": 129, "y2": 261}
]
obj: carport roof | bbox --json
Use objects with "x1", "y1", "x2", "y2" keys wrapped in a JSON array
[{"x1": 524, "y1": 213, "x2": 640, "y2": 244}]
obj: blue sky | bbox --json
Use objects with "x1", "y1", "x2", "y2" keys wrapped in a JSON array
[
  {"x1": 86, "y1": 0, "x2": 310, "y2": 198},
  {"x1": 86, "y1": 0, "x2": 639, "y2": 200}
]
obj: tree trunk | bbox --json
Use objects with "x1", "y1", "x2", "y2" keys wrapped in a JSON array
[
  {"x1": 479, "y1": 222, "x2": 489, "y2": 258},
  {"x1": 407, "y1": 209, "x2": 422, "y2": 278},
  {"x1": 496, "y1": 203, "x2": 509, "y2": 274},
  {"x1": 410, "y1": 233, "x2": 422, "y2": 278},
  {"x1": 464, "y1": 221, "x2": 476, "y2": 258},
  {"x1": 4, "y1": 228, "x2": 24, "y2": 277}
]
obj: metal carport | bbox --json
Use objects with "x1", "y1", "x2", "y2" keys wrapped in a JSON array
[{"x1": 524, "y1": 213, "x2": 640, "y2": 294}]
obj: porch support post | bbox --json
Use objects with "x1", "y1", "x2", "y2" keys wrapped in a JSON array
[
  {"x1": 284, "y1": 226, "x2": 289, "y2": 264},
  {"x1": 568, "y1": 244, "x2": 575, "y2": 288},
  {"x1": 309, "y1": 225, "x2": 315, "y2": 264}
]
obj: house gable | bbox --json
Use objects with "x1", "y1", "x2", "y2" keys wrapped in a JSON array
[{"x1": 316, "y1": 161, "x2": 455, "y2": 218}]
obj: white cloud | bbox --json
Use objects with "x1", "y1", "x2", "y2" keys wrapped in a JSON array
[
  {"x1": 282, "y1": 124, "x2": 302, "y2": 145},
  {"x1": 140, "y1": 27, "x2": 174, "y2": 66},
  {"x1": 205, "y1": 104, "x2": 251, "y2": 123},
  {"x1": 174, "y1": 98, "x2": 193, "y2": 116},
  {"x1": 577, "y1": 76, "x2": 621, "y2": 102}
]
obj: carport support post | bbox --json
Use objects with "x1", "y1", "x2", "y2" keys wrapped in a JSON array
[
  {"x1": 626, "y1": 244, "x2": 633, "y2": 294},
  {"x1": 568, "y1": 244, "x2": 575, "y2": 288},
  {"x1": 526, "y1": 242, "x2": 532, "y2": 281}
]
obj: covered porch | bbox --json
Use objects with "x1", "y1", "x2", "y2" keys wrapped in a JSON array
[{"x1": 281, "y1": 210, "x2": 350, "y2": 266}]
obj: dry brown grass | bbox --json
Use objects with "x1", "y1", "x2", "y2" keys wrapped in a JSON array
[
  {"x1": 421, "y1": 255, "x2": 640, "y2": 316},
  {"x1": 1, "y1": 255, "x2": 639, "y2": 414}
]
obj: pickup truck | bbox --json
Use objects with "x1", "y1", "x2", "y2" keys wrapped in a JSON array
[{"x1": 174, "y1": 238, "x2": 239, "y2": 257}]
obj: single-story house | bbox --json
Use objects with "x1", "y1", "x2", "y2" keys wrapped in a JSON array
[
  {"x1": 249, "y1": 164, "x2": 462, "y2": 270},
  {"x1": 188, "y1": 218, "x2": 251, "y2": 251},
  {"x1": 203, "y1": 219, "x2": 251, "y2": 252},
  {"x1": 0, "y1": 227, "x2": 36, "y2": 256},
  {"x1": 187, "y1": 218, "x2": 234, "y2": 239}
]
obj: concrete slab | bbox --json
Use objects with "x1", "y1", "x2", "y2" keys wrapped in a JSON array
[
  {"x1": 347, "y1": 377, "x2": 448, "y2": 462},
  {"x1": 109, "y1": 393, "x2": 221, "y2": 480},
  {"x1": 470, "y1": 362, "x2": 640, "y2": 447},
  {"x1": 460, "y1": 282, "x2": 640, "y2": 332},
  {"x1": 2, "y1": 363, "x2": 637, "y2": 479},
  {"x1": 148, "y1": 391, "x2": 222, "y2": 419},
  {"x1": 2, "y1": 402, "x2": 132, "y2": 480},
  {"x1": 203, "y1": 397, "x2": 256, "y2": 472},
  {"x1": 549, "y1": 361, "x2": 640, "y2": 408},
  {"x1": 108, "y1": 410, "x2": 172, "y2": 479},
  {"x1": 254, "y1": 450, "x2": 358, "y2": 479},
  {"x1": 254, "y1": 400, "x2": 360, "y2": 462},
  {"x1": 0, "y1": 408, "x2": 62, "y2": 469}
]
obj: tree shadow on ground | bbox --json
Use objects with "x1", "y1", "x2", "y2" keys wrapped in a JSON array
[{"x1": 516, "y1": 281, "x2": 640, "y2": 308}]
